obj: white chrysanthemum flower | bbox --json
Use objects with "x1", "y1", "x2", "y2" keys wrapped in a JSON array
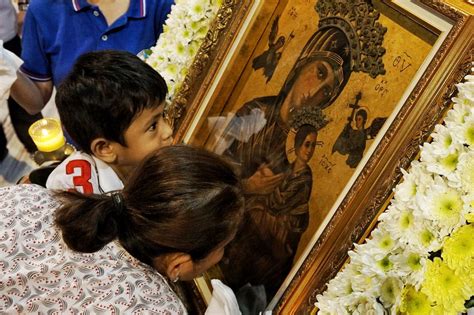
[
  {"x1": 447, "y1": 150, "x2": 474, "y2": 194},
  {"x1": 379, "y1": 207, "x2": 425, "y2": 247},
  {"x1": 350, "y1": 269, "x2": 383, "y2": 295},
  {"x1": 461, "y1": 193, "x2": 474, "y2": 217},
  {"x1": 143, "y1": 0, "x2": 222, "y2": 100},
  {"x1": 349, "y1": 244, "x2": 399, "y2": 280},
  {"x1": 379, "y1": 277, "x2": 403, "y2": 309},
  {"x1": 426, "y1": 124, "x2": 460, "y2": 156},
  {"x1": 316, "y1": 265, "x2": 365, "y2": 314},
  {"x1": 444, "y1": 103, "x2": 471, "y2": 127},
  {"x1": 393, "y1": 172, "x2": 417, "y2": 203},
  {"x1": 349, "y1": 293, "x2": 385, "y2": 315},
  {"x1": 365, "y1": 227, "x2": 397, "y2": 253},
  {"x1": 454, "y1": 81, "x2": 474, "y2": 103},
  {"x1": 416, "y1": 175, "x2": 465, "y2": 237},
  {"x1": 448, "y1": 113, "x2": 474, "y2": 146},
  {"x1": 393, "y1": 162, "x2": 434, "y2": 204},
  {"x1": 390, "y1": 251, "x2": 428, "y2": 288},
  {"x1": 421, "y1": 143, "x2": 464, "y2": 177},
  {"x1": 404, "y1": 221, "x2": 443, "y2": 253},
  {"x1": 323, "y1": 263, "x2": 359, "y2": 298},
  {"x1": 316, "y1": 295, "x2": 350, "y2": 315},
  {"x1": 378, "y1": 199, "x2": 404, "y2": 224}
]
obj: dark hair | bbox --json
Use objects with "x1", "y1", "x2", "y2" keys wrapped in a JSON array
[
  {"x1": 54, "y1": 145, "x2": 244, "y2": 265},
  {"x1": 356, "y1": 109, "x2": 368, "y2": 124},
  {"x1": 294, "y1": 125, "x2": 317, "y2": 150},
  {"x1": 56, "y1": 50, "x2": 168, "y2": 154}
]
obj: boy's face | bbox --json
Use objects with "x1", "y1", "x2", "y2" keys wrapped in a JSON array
[{"x1": 114, "y1": 102, "x2": 173, "y2": 177}]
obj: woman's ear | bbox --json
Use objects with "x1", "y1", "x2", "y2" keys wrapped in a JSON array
[
  {"x1": 153, "y1": 253, "x2": 195, "y2": 282},
  {"x1": 90, "y1": 138, "x2": 117, "y2": 163}
]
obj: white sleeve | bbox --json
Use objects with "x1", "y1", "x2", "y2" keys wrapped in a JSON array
[
  {"x1": 0, "y1": 41, "x2": 23, "y2": 104},
  {"x1": 205, "y1": 279, "x2": 241, "y2": 315}
]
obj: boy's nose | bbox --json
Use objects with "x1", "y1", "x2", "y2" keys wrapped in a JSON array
[
  {"x1": 161, "y1": 123, "x2": 173, "y2": 146},
  {"x1": 161, "y1": 134, "x2": 173, "y2": 146}
]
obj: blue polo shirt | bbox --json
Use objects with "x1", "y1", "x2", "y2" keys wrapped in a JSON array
[{"x1": 20, "y1": 0, "x2": 173, "y2": 87}]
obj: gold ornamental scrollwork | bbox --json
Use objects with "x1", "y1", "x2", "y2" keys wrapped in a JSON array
[{"x1": 420, "y1": 0, "x2": 467, "y2": 21}]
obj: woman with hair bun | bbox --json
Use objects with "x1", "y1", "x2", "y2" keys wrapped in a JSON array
[{"x1": 0, "y1": 145, "x2": 244, "y2": 314}]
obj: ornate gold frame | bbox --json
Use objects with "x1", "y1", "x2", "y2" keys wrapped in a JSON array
[{"x1": 169, "y1": 1, "x2": 473, "y2": 313}]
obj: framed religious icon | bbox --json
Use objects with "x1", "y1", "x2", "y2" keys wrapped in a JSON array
[{"x1": 168, "y1": 0, "x2": 473, "y2": 313}]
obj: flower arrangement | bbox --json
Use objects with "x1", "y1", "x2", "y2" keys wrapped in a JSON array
[
  {"x1": 143, "y1": 0, "x2": 223, "y2": 101},
  {"x1": 316, "y1": 67, "x2": 474, "y2": 314}
]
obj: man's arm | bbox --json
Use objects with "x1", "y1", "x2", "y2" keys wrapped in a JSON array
[{"x1": 10, "y1": 72, "x2": 52, "y2": 114}]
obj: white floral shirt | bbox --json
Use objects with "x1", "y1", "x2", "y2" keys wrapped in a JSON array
[{"x1": 0, "y1": 185, "x2": 186, "y2": 314}]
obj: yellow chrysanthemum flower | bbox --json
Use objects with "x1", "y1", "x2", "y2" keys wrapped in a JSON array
[
  {"x1": 399, "y1": 286, "x2": 431, "y2": 315},
  {"x1": 442, "y1": 224, "x2": 474, "y2": 293},
  {"x1": 466, "y1": 213, "x2": 474, "y2": 223},
  {"x1": 421, "y1": 258, "x2": 469, "y2": 314},
  {"x1": 442, "y1": 224, "x2": 474, "y2": 271}
]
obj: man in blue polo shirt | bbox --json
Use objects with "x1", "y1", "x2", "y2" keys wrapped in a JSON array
[{"x1": 10, "y1": 0, "x2": 173, "y2": 115}]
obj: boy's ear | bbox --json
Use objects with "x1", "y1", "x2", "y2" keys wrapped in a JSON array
[{"x1": 90, "y1": 138, "x2": 117, "y2": 163}]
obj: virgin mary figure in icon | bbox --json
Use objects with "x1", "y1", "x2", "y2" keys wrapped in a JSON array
[{"x1": 216, "y1": 0, "x2": 387, "y2": 298}]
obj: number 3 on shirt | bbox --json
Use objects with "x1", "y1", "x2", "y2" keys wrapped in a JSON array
[{"x1": 66, "y1": 160, "x2": 94, "y2": 194}]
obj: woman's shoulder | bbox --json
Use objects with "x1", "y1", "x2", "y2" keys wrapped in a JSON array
[
  {"x1": 0, "y1": 184, "x2": 58, "y2": 241},
  {"x1": 98, "y1": 243, "x2": 188, "y2": 312},
  {"x1": 0, "y1": 184, "x2": 187, "y2": 314},
  {"x1": 60, "y1": 242, "x2": 187, "y2": 313},
  {"x1": 0, "y1": 184, "x2": 57, "y2": 210}
]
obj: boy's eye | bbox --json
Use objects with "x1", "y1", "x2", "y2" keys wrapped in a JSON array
[{"x1": 148, "y1": 121, "x2": 157, "y2": 131}]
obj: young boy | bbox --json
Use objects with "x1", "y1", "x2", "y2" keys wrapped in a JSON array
[{"x1": 46, "y1": 50, "x2": 173, "y2": 193}]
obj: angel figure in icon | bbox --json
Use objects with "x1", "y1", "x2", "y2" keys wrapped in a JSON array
[
  {"x1": 332, "y1": 92, "x2": 387, "y2": 168},
  {"x1": 252, "y1": 16, "x2": 293, "y2": 83}
]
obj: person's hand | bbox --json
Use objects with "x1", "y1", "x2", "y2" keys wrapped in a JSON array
[{"x1": 243, "y1": 164, "x2": 284, "y2": 195}]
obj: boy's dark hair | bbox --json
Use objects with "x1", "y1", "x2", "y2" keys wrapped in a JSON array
[
  {"x1": 55, "y1": 145, "x2": 244, "y2": 266},
  {"x1": 56, "y1": 50, "x2": 168, "y2": 154}
]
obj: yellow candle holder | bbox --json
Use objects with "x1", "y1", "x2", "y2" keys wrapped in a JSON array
[{"x1": 28, "y1": 118, "x2": 75, "y2": 165}]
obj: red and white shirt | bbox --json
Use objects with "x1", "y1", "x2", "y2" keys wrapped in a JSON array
[
  {"x1": 46, "y1": 151, "x2": 124, "y2": 194},
  {"x1": 0, "y1": 184, "x2": 187, "y2": 314}
]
